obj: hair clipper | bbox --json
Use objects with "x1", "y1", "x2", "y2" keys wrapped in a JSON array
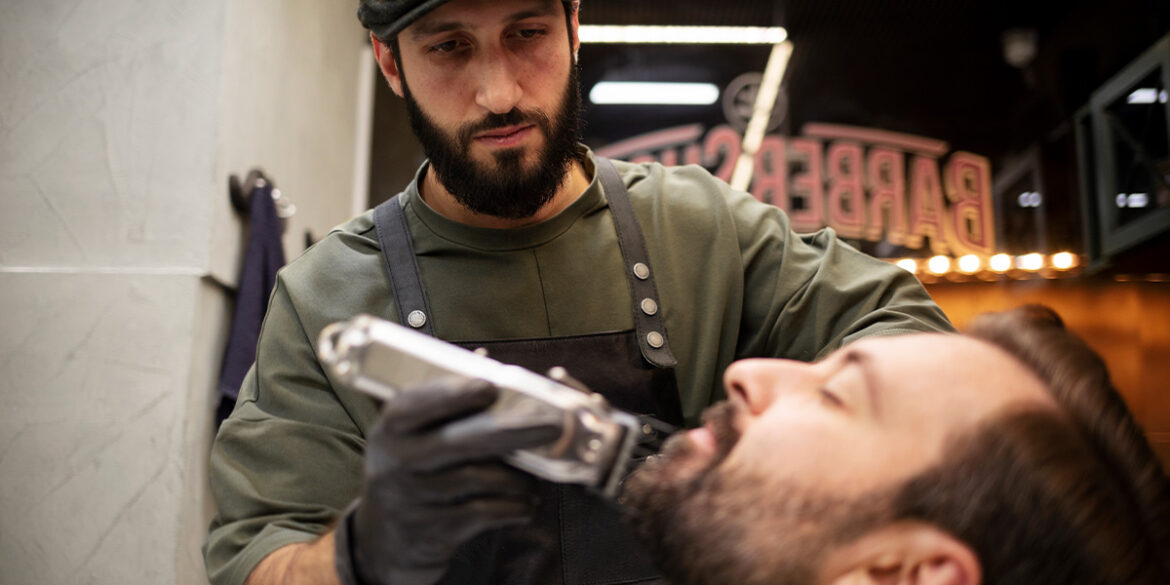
[{"x1": 317, "y1": 314, "x2": 669, "y2": 499}]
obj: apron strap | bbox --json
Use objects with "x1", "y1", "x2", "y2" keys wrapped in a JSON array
[
  {"x1": 373, "y1": 196, "x2": 436, "y2": 337},
  {"x1": 594, "y1": 156, "x2": 678, "y2": 369},
  {"x1": 372, "y1": 158, "x2": 678, "y2": 369}
]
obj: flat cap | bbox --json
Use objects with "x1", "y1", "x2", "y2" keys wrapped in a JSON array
[
  {"x1": 358, "y1": 0, "x2": 454, "y2": 40},
  {"x1": 358, "y1": 0, "x2": 574, "y2": 40}
]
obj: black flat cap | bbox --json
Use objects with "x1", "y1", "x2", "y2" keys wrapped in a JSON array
[
  {"x1": 358, "y1": 0, "x2": 454, "y2": 40},
  {"x1": 358, "y1": 0, "x2": 573, "y2": 41}
]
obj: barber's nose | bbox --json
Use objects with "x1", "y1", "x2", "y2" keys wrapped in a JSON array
[
  {"x1": 474, "y1": 54, "x2": 522, "y2": 114},
  {"x1": 723, "y1": 358, "x2": 813, "y2": 415}
]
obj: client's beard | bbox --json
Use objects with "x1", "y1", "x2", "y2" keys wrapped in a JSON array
[
  {"x1": 401, "y1": 66, "x2": 584, "y2": 220},
  {"x1": 622, "y1": 403, "x2": 888, "y2": 585}
]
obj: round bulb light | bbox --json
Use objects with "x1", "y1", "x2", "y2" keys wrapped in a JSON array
[
  {"x1": 1051, "y1": 252, "x2": 1076, "y2": 270},
  {"x1": 1017, "y1": 253, "x2": 1044, "y2": 271},
  {"x1": 927, "y1": 255, "x2": 951, "y2": 275},
  {"x1": 957, "y1": 254, "x2": 981, "y2": 274},
  {"x1": 989, "y1": 254, "x2": 1012, "y2": 272}
]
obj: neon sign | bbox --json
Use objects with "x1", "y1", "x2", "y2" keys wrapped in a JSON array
[{"x1": 596, "y1": 122, "x2": 995, "y2": 256}]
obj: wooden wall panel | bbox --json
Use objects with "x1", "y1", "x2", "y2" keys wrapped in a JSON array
[{"x1": 925, "y1": 280, "x2": 1170, "y2": 467}]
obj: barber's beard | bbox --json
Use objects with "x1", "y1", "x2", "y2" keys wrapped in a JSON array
[
  {"x1": 622, "y1": 402, "x2": 888, "y2": 585},
  {"x1": 402, "y1": 66, "x2": 583, "y2": 220}
]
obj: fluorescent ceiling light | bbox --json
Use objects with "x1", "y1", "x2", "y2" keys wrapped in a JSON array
[
  {"x1": 731, "y1": 41, "x2": 794, "y2": 191},
  {"x1": 580, "y1": 25, "x2": 787, "y2": 45},
  {"x1": 1127, "y1": 88, "x2": 1169, "y2": 104},
  {"x1": 590, "y1": 82, "x2": 720, "y2": 105}
]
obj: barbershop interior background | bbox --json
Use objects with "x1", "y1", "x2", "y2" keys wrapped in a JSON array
[{"x1": 1, "y1": 0, "x2": 1168, "y2": 583}]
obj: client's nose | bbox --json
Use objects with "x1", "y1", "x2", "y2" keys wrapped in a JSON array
[
  {"x1": 723, "y1": 358, "x2": 796, "y2": 416},
  {"x1": 724, "y1": 357, "x2": 833, "y2": 416}
]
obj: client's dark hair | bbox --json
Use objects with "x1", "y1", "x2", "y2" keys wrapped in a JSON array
[{"x1": 893, "y1": 306, "x2": 1170, "y2": 584}]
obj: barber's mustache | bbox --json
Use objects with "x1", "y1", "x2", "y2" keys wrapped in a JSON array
[{"x1": 458, "y1": 108, "x2": 553, "y2": 144}]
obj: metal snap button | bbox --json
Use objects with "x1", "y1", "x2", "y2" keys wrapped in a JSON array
[
  {"x1": 406, "y1": 310, "x2": 427, "y2": 328},
  {"x1": 640, "y1": 298, "x2": 659, "y2": 315},
  {"x1": 633, "y1": 262, "x2": 650, "y2": 280},
  {"x1": 646, "y1": 331, "x2": 665, "y2": 348}
]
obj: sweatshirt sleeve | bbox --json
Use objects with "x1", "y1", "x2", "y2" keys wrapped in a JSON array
[
  {"x1": 730, "y1": 190, "x2": 954, "y2": 362},
  {"x1": 202, "y1": 274, "x2": 367, "y2": 585}
]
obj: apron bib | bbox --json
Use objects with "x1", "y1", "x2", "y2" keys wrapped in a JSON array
[{"x1": 373, "y1": 157, "x2": 679, "y2": 585}]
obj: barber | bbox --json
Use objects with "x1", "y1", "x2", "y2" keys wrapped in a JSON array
[{"x1": 203, "y1": 1, "x2": 953, "y2": 584}]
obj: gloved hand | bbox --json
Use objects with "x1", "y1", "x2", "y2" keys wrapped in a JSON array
[{"x1": 335, "y1": 377, "x2": 564, "y2": 585}]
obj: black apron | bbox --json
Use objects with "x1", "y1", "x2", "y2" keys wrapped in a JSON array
[{"x1": 372, "y1": 157, "x2": 680, "y2": 585}]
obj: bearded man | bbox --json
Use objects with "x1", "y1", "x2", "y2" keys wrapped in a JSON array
[
  {"x1": 203, "y1": 1, "x2": 952, "y2": 584},
  {"x1": 624, "y1": 306, "x2": 1170, "y2": 585}
]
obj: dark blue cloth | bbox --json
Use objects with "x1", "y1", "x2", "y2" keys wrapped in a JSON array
[{"x1": 217, "y1": 183, "x2": 286, "y2": 422}]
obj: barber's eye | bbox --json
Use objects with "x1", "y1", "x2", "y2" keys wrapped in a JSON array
[
  {"x1": 818, "y1": 388, "x2": 845, "y2": 408},
  {"x1": 515, "y1": 28, "x2": 547, "y2": 40},
  {"x1": 429, "y1": 40, "x2": 462, "y2": 54}
]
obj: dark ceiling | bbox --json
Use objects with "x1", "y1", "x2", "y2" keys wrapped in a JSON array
[
  {"x1": 578, "y1": 0, "x2": 1170, "y2": 168},
  {"x1": 368, "y1": 1, "x2": 1170, "y2": 267}
]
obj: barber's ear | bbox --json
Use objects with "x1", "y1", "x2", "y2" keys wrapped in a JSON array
[
  {"x1": 825, "y1": 523, "x2": 981, "y2": 585},
  {"x1": 568, "y1": 1, "x2": 581, "y2": 63},
  {"x1": 371, "y1": 33, "x2": 405, "y2": 97}
]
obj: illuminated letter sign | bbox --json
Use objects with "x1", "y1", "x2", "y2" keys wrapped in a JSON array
[{"x1": 596, "y1": 122, "x2": 996, "y2": 255}]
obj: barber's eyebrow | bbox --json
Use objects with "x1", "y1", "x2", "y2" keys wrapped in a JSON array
[
  {"x1": 841, "y1": 348, "x2": 882, "y2": 417},
  {"x1": 408, "y1": 4, "x2": 560, "y2": 41},
  {"x1": 508, "y1": 5, "x2": 562, "y2": 22},
  {"x1": 408, "y1": 21, "x2": 463, "y2": 40}
]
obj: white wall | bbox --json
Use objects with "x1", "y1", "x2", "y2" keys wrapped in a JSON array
[
  {"x1": 0, "y1": 1, "x2": 369, "y2": 583},
  {"x1": 210, "y1": 0, "x2": 375, "y2": 284}
]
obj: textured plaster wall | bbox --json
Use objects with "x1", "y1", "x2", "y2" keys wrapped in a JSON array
[
  {"x1": 0, "y1": 273, "x2": 202, "y2": 584},
  {"x1": 0, "y1": 0, "x2": 366, "y2": 583},
  {"x1": 0, "y1": 2, "x2": 222, "y2": 270},
  {"x1": 210, "y1": 0, "x2": 370, "y2": 285}
]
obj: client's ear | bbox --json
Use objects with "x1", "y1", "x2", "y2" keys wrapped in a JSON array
[{"x1": 824, "y1": 522, "x2": 981, "y2": 585}]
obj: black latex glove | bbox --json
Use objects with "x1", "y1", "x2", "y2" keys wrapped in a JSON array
[{"x1": 335, "y1": 377, "x2": 564, "y2": 585}]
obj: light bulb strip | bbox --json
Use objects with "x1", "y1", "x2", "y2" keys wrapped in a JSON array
[{"x1": 882, "y1": 252, "x2": 1082, "y2": 280}]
